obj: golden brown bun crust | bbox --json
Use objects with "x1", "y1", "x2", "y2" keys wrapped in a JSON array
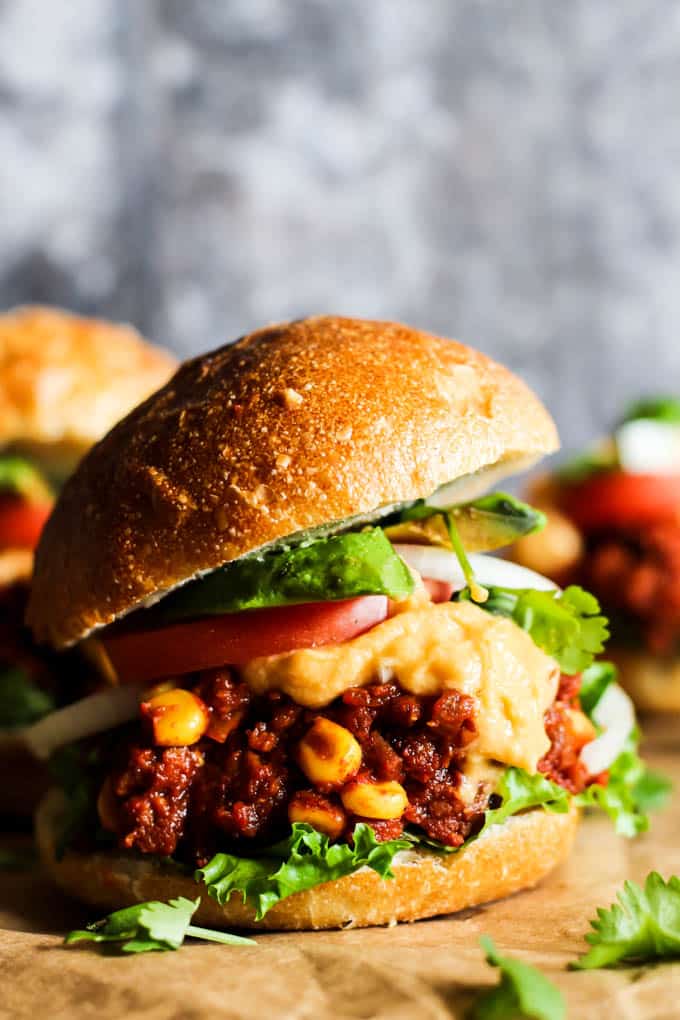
[
  {"x1": 36, "y1": 790, "x2": 577, "y2": 930},
  {"x1": 28, "y1": 316, "x2": 558, "y2": 647},
  {"x1": 608, "y1": 646, "x2": 680, "y2": 713},
  {"x1": 0, "y1": 305, "x2": 176, "y2": 456}
]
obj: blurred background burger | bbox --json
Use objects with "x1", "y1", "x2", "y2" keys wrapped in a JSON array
[{"x1": 0, "y1": 305, "x2": 176, "y2": 813}]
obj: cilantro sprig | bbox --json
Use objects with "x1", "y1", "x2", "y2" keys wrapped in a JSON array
[
  {"x1": 572, "y1": 873, "x2": 680, "y2": 970},
  {"x1": 65, "y1": 896, "x2": 255, "y2": 953},
  {"x1": 196, "y1": 822, "x2": 412, "y2": 920},
  {"x1": 470, "y1": 937, "x2": 565, "y2": 1020},
  {"x1": 463, "y1": 584, "x2": 609, "y2": 675}
]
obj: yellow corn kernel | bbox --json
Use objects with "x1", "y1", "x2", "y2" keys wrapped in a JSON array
[
  {"x1": 565, "y1": 707, "x2": 597, "y2": 748},
  {"x1": 341, "y1": 779, "x2": 408, "y2": 820},
  {"x1": 143, "y1": 688, "x2": 209, "y2": 746},
  {"x1": 97, "y1": 777, "x2": 119, "y2": 832},
  {"x1": 297, "y1": 717, "x2": 362, "y2": 787},
  {"x1": 288, "y1": 795, "x2": 346, "y2": 840}
]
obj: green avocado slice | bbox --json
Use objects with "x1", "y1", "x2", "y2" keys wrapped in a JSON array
[
  {"x1": 384, "y1": 492, "x2": 546, "y2": 552},
  {"x1": 153, "y1": 528, "x2": 415, "y2": 621}
]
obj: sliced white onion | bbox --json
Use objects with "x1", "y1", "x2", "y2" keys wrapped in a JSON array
[
  {"x1": 580, "y1": 683, "x2": 635, "y2": 775},
  {"x1": 22, "y1": 686, "x2": 142, "y2": 761},
  {"x1": 392, "y1": 546, "x2": 559, "y2": 593},
  {"x1": 616, "y1": 419, "x2": 680, "y2": 475}
]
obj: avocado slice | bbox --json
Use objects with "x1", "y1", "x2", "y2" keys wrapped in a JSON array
[
  {"x1": 153, "y1": 527, "x2": 414, "y2": 621},
  {"x1": 384, "y1": 492, "x2": 546, "y2": 553}
]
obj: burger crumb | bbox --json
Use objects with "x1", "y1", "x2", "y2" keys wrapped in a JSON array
[
  {"x1": 279, "y1": 387, "x2": 304, "y2": 409},
  {"x1": 276, "y1": 453, "x2": 292, "y2": 470}
]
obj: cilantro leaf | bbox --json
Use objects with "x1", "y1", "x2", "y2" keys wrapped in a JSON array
[
  {"x1": 466, "y1": 585, "x2": 609, "y2": 674},
  {"x1": 0, "y1": 667, "x2": 55, "y2": 729},
  {"x1": 572, "y1": 873, "x2": 680, "y2": 969},
  {"x1": 576, "y1": 734, "x2": 672, "y2": 837},
  {"x1": 65, "y1": 897, "x2": 255, "y2": 953},
  {"x1": 470, "y1": 936, "x2": 565, "y2": 1020},
  {"x1": 196, "y1": 822, "x2": 412, "y2": 920}
]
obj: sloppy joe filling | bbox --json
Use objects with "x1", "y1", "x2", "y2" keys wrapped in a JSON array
[
  {"x1": 98, "y1": 668, "x2": 599, "y2": 868},
  {"x1": 578, "y1": 520, "x2": 680, "y2": 655}
]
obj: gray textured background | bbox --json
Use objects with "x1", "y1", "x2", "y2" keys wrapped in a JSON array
[{"x1": 1, "y1": 1, "x2": 679, "y2": 451}]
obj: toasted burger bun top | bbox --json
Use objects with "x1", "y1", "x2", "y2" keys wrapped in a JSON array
[
  {"x1": 28, "y1": 316, "x2": 558, "y2": 647},
  {"x1": 0, "y1": 306, "x2": 176, "y2": 470}
]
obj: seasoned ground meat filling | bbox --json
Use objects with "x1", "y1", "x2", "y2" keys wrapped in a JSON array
[
  {"x1": 104, "y1": 669, "x2": 595, "y2": 866},
  {"x1": 579, "y1": 519, "x2": 680, "y2": 654}
]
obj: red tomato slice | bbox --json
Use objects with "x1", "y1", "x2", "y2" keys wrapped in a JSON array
[
  {"x1": 104, "y1": 596, "x2": 389, "y2": 685},
  {"x1": 561, "y1": 471, "x2": 680, "y2": 532},
  {"x1": 0, "y1": 495, "x2": 52, "y2": 550},
  {"x1": 422, "y1": 578, "x2": 455, "y2": 603}
]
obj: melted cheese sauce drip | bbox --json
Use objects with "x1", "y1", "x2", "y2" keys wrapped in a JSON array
[{"x1": 243, "y1": 600, "x2": 559, "y2": 773}]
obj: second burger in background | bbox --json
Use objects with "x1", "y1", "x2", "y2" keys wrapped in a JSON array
[
  {"x1": 0, "y1": 306, "x2": 176, "y2": 812},
  {"x1": 514, "y1": 397, "x2": 680, "y2": 712}
]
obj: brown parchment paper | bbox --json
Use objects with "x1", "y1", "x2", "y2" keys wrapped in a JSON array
[{"x1": 0, "y1": 719, "x2": 679, "y2": 1020}]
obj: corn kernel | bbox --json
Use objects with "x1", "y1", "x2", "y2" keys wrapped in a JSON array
[
  {"x1": 288, "y1": 793, "x2": 346, "y2": 839},
  {"x1": 341, "y1": 779, "x2": 408, "y2": 820},
  {"x1": 565, "y1": 707, "x2": 597, "y2": 748},
  {"x1": 142, "y1": 688, "x2": 209, "y2": 746},
  {"x1": 297, "y1": 717, "x2": 362, "y2": 788}
]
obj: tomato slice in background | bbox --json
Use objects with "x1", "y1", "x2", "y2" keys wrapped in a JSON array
[
  {"x1": 0, "y1": 495, "x2": 52, "y2": 550},
  {"x1": 422, "y1": 577, "x2": 455, "y2": 603},
  {"x1": 104, "y1": 595, "x2": 389, "y2": 684},
  {"x1": 561, "y1": 471, "x2": 680, "y2": 533}
]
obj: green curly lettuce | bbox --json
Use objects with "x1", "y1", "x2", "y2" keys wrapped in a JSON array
[{"x1": 196, "y1": 822, "x2": 412, "y2": 920}]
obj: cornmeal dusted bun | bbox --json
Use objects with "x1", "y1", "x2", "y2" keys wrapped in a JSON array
[
  {"x1": 607, "y1": 648, "x2": 680, "y2": 713},
  {"x1": 0, "y1": 305, "x2": 176, "y2": 473},
  {"x1": 28, "y1": 316, "x2": 558, "y2": 648},
  {"x1": 36, "y1": 789, "x2": 577, "y2": 930}
]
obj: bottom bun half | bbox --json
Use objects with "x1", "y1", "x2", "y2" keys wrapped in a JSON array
[
  {"x1": 609, "y1": 646, "x2": 680, "y2": 713},
  {"x1": 36, "y1": 789, "x2": 578, "y2": 931}
]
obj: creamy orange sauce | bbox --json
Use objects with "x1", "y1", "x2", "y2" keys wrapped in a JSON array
[{"x1": 243, "y1": 600, "x2": 560, "y2": 773}]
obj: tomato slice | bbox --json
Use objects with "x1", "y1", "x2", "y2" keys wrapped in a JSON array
[
  {"x1": 422, "y1": 577, "x2": 455, "y2": 603},
  {"x1": 0, "y1": 495, "x2": 52, "y2": 550},
  {"x1": 104, "y1": 596, "x2": 389, "y2": 685},
  {"x1": 561, "y1": 471, "x2": 680, "y2": 532}
]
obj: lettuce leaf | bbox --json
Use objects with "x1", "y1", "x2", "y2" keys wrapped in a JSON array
[
  {"x1": 576, "y1": 734, "x2": 672, "y2": 837},
  {"x1": 472, "y1": 936, "x2": 566, "y2": 1020},
  {"x1": 0, "y1": 667, "x2": 55, "y2": 729},
  {"x1": 465, "y1": 585, "x2": 609, "y2": 674},
  {"x1": 478, "y1": 768, "x2": 570, "y2": 837},
  {"x1": 572, "y1": 872, "x2": 680, "y2": 969},
  {"x1": 576, "y1": 662, "x2": 671, "y2": 835},
  {"x1": 196, "y1": 822, "x2": 412, "y2": 920},
  {"x1": 0, "y1": 455, "x2": 52, "y2": 501}
]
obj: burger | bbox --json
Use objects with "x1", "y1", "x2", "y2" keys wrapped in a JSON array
[
  {"x1": 0, "y1": 306, "x2": 176, "y2": 812},
  {"x1": 27, "y1": 317, "x2": 654, "y2": 931},
  {"x1": 513, "y1": 397, "x2": 680, "y2": 712}
]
